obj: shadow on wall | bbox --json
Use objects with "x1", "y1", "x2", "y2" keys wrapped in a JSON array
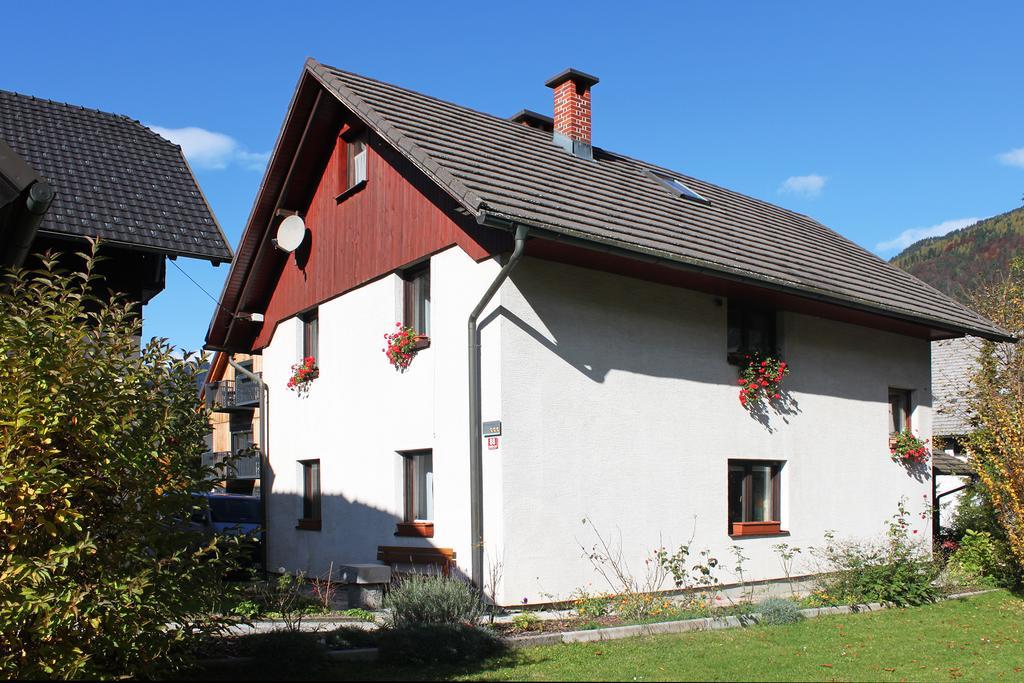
[
  {"x1": 486, "y1": 260, "x2": 932, "y2": 408},
  {"x1": 262, "y1": 488, "x2": 468, "y2": 583}
]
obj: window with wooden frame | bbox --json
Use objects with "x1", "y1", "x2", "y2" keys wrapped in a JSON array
[
  {"x1": 396, "y1": 450, "x2": 434, "y2": 537},
  {"x1": 401, "y1": 263, "x2": 431, "y2": 343},
  {"x1": 298, "y1": 459, "x2": 321, "y2": 530},
  {"x1": 888, "y1": 388, "x2": 912, "y2": 435},
  {"x1": 727, "y1": 302, "x2": 778, "y2": 364},
  {"x1": 346, "y1": 132, "x2": 367, "y2": 189},
  {"x1": 728, "y1": 460, "x2": 783, "y2": 536},
  {"x1": 300, "y1": 308, "x2": 319, "y2": 361}
]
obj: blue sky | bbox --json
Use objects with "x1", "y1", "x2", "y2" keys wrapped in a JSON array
[{"x1": 4, "y1": 1, "x2": 1023, "y2": 351}]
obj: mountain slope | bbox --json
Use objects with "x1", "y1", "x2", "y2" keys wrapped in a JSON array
[{"x1": 891, "y1": 207, "x2": 1024, "y2": 303}]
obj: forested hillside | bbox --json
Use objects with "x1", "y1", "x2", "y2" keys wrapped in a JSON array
[{"x1": 891, "y1": 207, "x2": 1024, "y2": 303}]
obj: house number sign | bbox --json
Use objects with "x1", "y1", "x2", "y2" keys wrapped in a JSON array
[{"x1": 482, "y1": 420, "x2": 501, "y2": 436}]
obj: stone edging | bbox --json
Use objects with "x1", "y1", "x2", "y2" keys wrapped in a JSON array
[
  {"x1": 203, "y1": 589, "x2": 996, "y2": 666},
  {"x1": 505, "y1": 589, "x2": 995, "y2": 649}
]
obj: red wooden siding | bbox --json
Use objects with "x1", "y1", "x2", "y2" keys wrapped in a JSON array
[{"x1": 252, "y1": 131, "x2": 508, "y2": 350}]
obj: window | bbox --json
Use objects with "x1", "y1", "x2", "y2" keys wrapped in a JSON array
[
  {"x1": 728, "y1": 460, "x2": 783, "y2": 536},
  {"x1": 650, "y1": 170, "x2": 708, "y2": 204},
  {"x1": 889, "y1": 389, "x2": 912, "y2": 435},
  {"x1": 397, "y1": 450, "x2": 434, "y2": 537},
  {"x1": 727, "y1": 302, "x2": 777, "y2": 363},
  {"x1": 298, "y1": 460, "x2": 321, "y2": 530},
  {"x1": 402, "y1": 263, "x2": 430, "y2": 338},
  {"x1": 346, "y1": 134, "x2": 367, "y2": 189},
  {"x1": 300, "y1": 308, "x2": 318, "y2": 360},
  {"x1": 230, "y1": 428, "x2": 254, "y2": 453}
]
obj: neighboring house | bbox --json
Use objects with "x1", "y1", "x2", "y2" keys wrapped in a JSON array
[
  {"x1": 205, "y1": 59, "x2": 1007, "y2": 605},
  {"x1": 931, "y1": 337, "x2": 980, "y2": 532},
  {"x1": 201, "y1": 351, "x2": 263, "y2": 495},
  {"x1": 0, "y1": 90, "x2": 231, "y2": 305}
]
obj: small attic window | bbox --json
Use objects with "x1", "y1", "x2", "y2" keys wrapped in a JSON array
[{"x1": 648, "y1": 170, "x2": 709, "y2": 204}]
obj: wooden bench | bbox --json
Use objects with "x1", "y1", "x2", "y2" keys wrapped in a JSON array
[{"x1": 377, "y1": 545, "x2": 456, "y2": 576}]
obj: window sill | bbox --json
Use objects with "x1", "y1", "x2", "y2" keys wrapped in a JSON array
[
  {"x1": 412, "y1": 335, "x2": 430, "y2": 351},
  {"x1": 730, "y1": 521, "x2": 785, "y2": 537},
  {"x1": 334, "y1": 179, "x2": 367, "y2": 204},
  {"x1": 395, "y1": 521, "x2": 434, "y2": 538},
  {"x1": 296, "y1": 518, "x2": 321, "y2": 531}
]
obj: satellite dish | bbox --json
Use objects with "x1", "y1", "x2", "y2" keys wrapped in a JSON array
[{"x1": 274, "y1": 215, "x2": 306, "y2": 252}]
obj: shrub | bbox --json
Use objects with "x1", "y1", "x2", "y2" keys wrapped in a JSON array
[
  {"x1": 384, "y1": 574, "x2": 484, "y2": 629},
  {"x1": 812, "y1": 500, "x2": 938, "y2": 607},
  {"x1": 570, "y1": 588, "x2": 613, "y2": 619},
  {"x1": 509, "y1": 612, "x2": 542, "y2": 633},
  {"x1": 945, "y1": 530, "x2": 1013, "y2": 587},
  {"x1": 0, "y1": 247, "x2": 240, "y2": 679},
  {"x1": 755, "y1": 598, "x2": 803, "y2": 625},
  {"x1": 377, "y1": 624, "x2": 505, "y2": 665}
]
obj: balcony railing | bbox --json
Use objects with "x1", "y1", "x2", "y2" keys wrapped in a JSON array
[
  {"x1": 202, "y1": 449, "x2": 261, "y2": 480},
  {"x1": 205, "y1": 378, "x2": 261, "y2": 412}
]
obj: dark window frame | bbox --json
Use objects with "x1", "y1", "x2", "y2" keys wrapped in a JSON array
[
  {"x1": 298, "y1": 459, "x2": 321, "y2": 530},
  {"x1": 397, "y1": 450, "x2": 434, "y2": 537},
  {"x1": 300, "y1": 308, "x2": 319, "y2": 361},
  {"x1": 888, "y1": 388, "x2": 913, "y2": 435},
  {"x1": 728, "y1": 459, "x2": 783, "y2": 536},
  {"x1": 727, "y1": 302, "x2": 779, "y2": 365},
  {"x1": 401, "y1": 263, "x2": 431, "y2": 342}
]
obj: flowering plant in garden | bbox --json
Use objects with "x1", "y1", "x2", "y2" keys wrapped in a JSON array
[
  {"x1": 889, "y1": 430, "x2": 930, "y2": 464},
  {"x1": 287, "y1": 356, "x2": 319, "y2": 396},
  {"x1": 384, "y1": 323, "x2": 419, "y2": 370},
  {"x1": 737, "y1": 352, "x2": 789, "y2": 410}
]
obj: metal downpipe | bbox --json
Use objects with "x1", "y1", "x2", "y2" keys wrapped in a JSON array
[
  {"x1": 468, "y1": 223, "x2": 529, "y2": 589},
  {"x1": 228, "y1": 358, "x2": 269, "y2": 574}
]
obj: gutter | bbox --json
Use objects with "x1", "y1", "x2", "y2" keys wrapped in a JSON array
[
  {"x1": 467, "y1": 219, "x2": 529, "y2": 590},
  {"x1": 229, "y1": 358, "x2": 270, "y2": 574},
  {"x1": 2, "y1": 180, "x2": 54, "y2": 269}
]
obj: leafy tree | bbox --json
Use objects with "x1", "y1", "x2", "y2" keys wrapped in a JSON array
[
  {"x1": 0, "y1": 245, "x2": 239, "y2": 679},
  {"x1": 967, "y1": 257, "x2": 1024, "y2": 577}
]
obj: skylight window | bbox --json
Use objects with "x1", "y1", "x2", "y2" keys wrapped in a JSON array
[{"x1": 648, "y1": 171, "x2": 709, "y2": 204}]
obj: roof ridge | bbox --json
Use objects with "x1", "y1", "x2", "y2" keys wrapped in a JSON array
[
  {"x1": 310, "y1": 61, "x2": 837, "y2": 233},
  {"x1": 0, "y1": 89, "x2": 144, "y2": 126}
]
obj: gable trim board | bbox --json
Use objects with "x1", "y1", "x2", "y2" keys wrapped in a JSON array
[{"x1": 207, "y1": 60, "x2": 1008, "y2": 352}]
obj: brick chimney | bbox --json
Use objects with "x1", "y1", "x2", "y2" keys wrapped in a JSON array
[{"x1": 545, "y1": 68, "x2": 599, "y2": 159}]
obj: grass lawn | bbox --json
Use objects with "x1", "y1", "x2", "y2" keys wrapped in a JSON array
[{"x1": 196, "y1": 590, "x2": 1024, "y2": 681}]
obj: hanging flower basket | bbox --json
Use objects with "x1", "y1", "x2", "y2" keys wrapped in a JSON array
[
  {"x1": 889, "y1": 430, "x2": 930, "y2": 464},
  {"x1": 384, "y1": 323, "x2": 420, "y2": 371},
  {"x1": 287, "y1": 356, "x2": 319, "y2": 397},
  {"x1": 737, "y1": 352, "x2": 789, "y2": 411}
]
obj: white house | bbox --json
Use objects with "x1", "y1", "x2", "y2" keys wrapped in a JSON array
[{"x1": 205, "y1": 60, "x2": 1008, "y2": 605}]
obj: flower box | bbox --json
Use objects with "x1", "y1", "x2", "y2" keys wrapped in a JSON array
[
  {"x1": 412, "y1": 334, "x2": 430, "y2": 351},
  {"x1": 395, "y1": 521, "x2": 434, "y2": 538},
  {"x1": 730, "y1": 521, "x2": 782, "y2": 537}
]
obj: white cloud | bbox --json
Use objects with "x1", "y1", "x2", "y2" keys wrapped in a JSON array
[
  {"x1": 997, "y1": 147, "x2": 1024, "y2": 168},
  {"x1": 778, "y1": 174, "x2": 827, "y2": 198},
  {"x1": 875, "y1": 217, "x2": 982, "y2": 254},
  {"x1": 149, "y1": 125, "x2": 269, "y2": 171}
]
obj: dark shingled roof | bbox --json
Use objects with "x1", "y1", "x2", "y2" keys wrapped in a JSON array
[
  {"x1": 932, "y1": 450, "x2": 974, "y2": 476},
  {"x1": 0, "y1": 90, "x2": 231, "y2": 262},
  {"x1": 304, "y1": 59, "x2": 1008, "y2": 342}
]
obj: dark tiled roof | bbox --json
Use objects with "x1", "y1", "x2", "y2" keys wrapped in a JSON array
[
  {"x1": 932, "y1": 337, "x2": 977, "y2": 437},
  {"x1": 0, "y1": 90, "x2": 231, "y2": 262},
  {"x1": 932, "y1": 449, "x2": 973, "y2": 476},
  {"x1": 305, "y1": 60, "x2": 1007, "y2": 341}
]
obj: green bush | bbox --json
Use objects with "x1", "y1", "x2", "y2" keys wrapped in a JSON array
[
  {"x1": 755, "y1": 598, "x2": 803, "y2": 625},
  {"x1": 509, "y1": 611, "x2": 542, "y2": 632},
  {"x1": 384, "y1": 574, "x2": 484, "y2": 629},
  {"x1": 950, "y1": 483, "x2": 1006, "y2": 542},
  {"x1": 0, "y1": 248, "x2": 241, "y2": 679},
  {"x1": 812, "y1": 500, "x2": 938, "y2": 607},
  {"x1": 377, "y1": 624, "x2": 505, "y2": 665},
  {"x1": 945, "y1": 530, "x2": 1012, "y2": 587}
]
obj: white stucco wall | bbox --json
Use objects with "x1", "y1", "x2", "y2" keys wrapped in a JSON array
[
  {"x1": 262, "y1": 246, "x2": 504, "y2": 580},
  {"x1": 497, "y1": 257, "x2": 933, "y2": 604}
]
